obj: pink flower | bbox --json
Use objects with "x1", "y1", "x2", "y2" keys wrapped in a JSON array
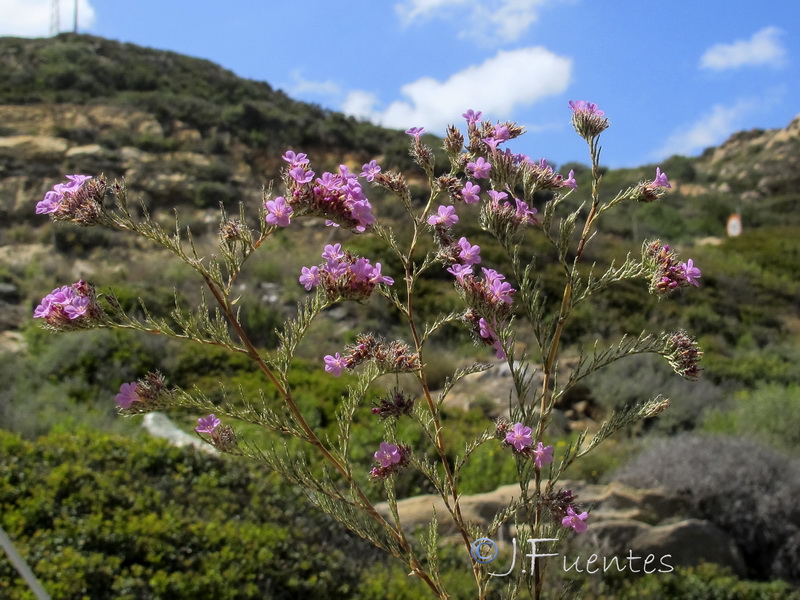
[
  {"x1": 467, "y1": 157, "x2": 492, "y2": 179},
  {"x1": 681, "y1": 259, "x2": 702, "y2": 287},
  {"x1": 405, "y1": 126, "x2": 426, "y2": 139},
  {"x1": 447, "y1": 264, "x2": 473, "y2": 282},
  {"x1": 562, "y1": 506, "x2": 589, "y2": 533},
  {"x1": 115, "y1": 382, "x2": 140, "y2": 408},
  {"x1": 324, "y1": 353, "x2": 348, "y2": 376},
  {"x1": 282, "y1": 150, "x2": 309, "y2": 167},
  {"x1": 505, "y1": 422, "x2": 533, "y2": 451},
  {"x1": 298, "y1": 266, "x2": 320, "y2": 290},
  {"x1": 457, "y1": 237, "x2": 482, "y2": 265},
  {"x1": 653, "y1": 167, "x2": 671, "y2": 189},
  {"x1": 568, "y1": 100, "x2": 604, "y2": 116},
  {"x1": 265, "y1": 196, "x2": 293, "y2": 227},
  {"x1": 360, "y1": 160, "x2": 381, "y2": 182},
  {"x1": 374, "y1": 442, "x2": 402, "y2": 467},
  {"x1": 368, "y1": 263, "x2": 394, "y2": 286},
  {"x1": 196, "y1": 414, "x2": 221, "y2": 434},
  {"x1": 563, "y1": 169, "x2": 577, "y2": 190},
  {"x1": 532, "y1": 442, "x2": 554, "y2": 469},
  {"x1": 462, "y1": 181, "x2": 481, "y2": 204},
  {"x1": 427, "y1": 205, "x2": 459, "y2": 228},
  {"x1": 462, "y1": 109, "x2": 483, "y2": 125}
]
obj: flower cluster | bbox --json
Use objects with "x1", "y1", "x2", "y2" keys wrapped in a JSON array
[
  {"x1": 195, "y1": 413, "x2": 238, "y2": 452},
  {"x1": 522, "y1": 157, "x2": 577, "y2": 192},
  {"x1": 482, "y1": 188, "x2": 539, "y2": 234},
  {"x1": 115, "y1": 371, "x2": 171, "y2": 412},
  {"x1": 665, "y1": 330, "x2": 703, "y2": 380},
  {"x1": 569, "y1": 100, "x2": 609, "y2": 140},
  {"x1": 632, "y1": 168, "x2": 672, "y2": 203},
  {"x1": 643, "y1": 240, "x2": 702, "y2": 295},
  {"x1": 540, "y1": 488, "x2": 589, "y2": 533},
  {"x1": 33, "y1": 279, "x2": 104, "y2": 330},
  {"x1": 432, "y1": 242, "x2": 516, "y2": 358},
  {"x1": 324, "y1": 333, "x2": 420, "y2": 377},
  {"x1": 372, "y1": 387, "x2": 416, "y2": 420},
  {"x1": 370, "y1": 441, "x2": 412, "y2": 479},
  {"x1": 275, "y1": 151, "x2": 377, "y2": 231},
  {"x1": 35, "y1": 175, "x2": 107, "y2": 225},
  {"x1": 299, "y1": 244, "x2": 394, "y2": 301},
  {"x1": 497, "y1": 421, "x2": 554, "y2": 468}
]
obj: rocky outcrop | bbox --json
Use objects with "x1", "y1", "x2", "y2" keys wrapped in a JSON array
[{"x1": 376, "y1": 480, "x2": 746, "y2": 575}]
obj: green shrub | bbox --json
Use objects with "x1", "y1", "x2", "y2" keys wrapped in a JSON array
[{"x1": 0, "y1": 430, "x2": 379, "y2": 600}]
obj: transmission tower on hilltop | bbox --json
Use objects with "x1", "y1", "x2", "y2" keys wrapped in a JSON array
[
  {"x1": 50, "y1": 0, "x2": 60, "y2": 36},
  {"x1": 50, "y1": 0, "x2": 79, "y2": 36}
]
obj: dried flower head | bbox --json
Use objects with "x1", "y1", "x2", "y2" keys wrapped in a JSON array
[
  {"x1": 665, "y1": 330, "x2": 703, "y2": 379},
  {"x1": 372, "y1": 387, "x2": 416, "y2": 420}
]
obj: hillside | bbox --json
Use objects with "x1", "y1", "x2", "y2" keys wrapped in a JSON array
[{"x1": 2, "y1": 33, "x2": 800, "y2": 598}]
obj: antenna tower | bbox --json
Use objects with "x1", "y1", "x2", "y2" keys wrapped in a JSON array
[{"x1": 50, "y1": 0, "x2": 60, "y2": 36}]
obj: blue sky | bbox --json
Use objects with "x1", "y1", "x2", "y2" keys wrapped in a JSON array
[{"x1": 3, "y1": 0, "x2": 799, "y2": 168}]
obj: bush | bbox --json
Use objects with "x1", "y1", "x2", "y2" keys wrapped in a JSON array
[
  {"x1": 0, "y1": 430, "x2": 379, "y2": 600},
  {"x1": 615, "y1": 434, "x2": 800, "y2": 583}
]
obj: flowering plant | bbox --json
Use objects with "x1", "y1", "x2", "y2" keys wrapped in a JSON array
[{"x1": 33, "y1": 103, "x2": 702, "y2": 599}]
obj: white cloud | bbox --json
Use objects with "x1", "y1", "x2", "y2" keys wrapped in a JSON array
[
  {"x1": 395, "y1": 0, "x2": 550, "y2": 42},
  {"x1": 342, "y1": 46, "x2": 571, "y2": 132},
  {"x1": 699, "y1": 27, "x2": 786, "y2": 71},
  {"x1": 0, "y1": 0, "x2": 96, "y2": 37},
  {"x1": 286, "y1": 69, "x2": 341, "y2": 99},
  {"x1": 654, "y1": 100, "x2": 756, "y2": 159}
]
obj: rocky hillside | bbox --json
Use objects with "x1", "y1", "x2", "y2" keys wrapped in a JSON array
[{"x1": 0, "y1": 33, "x2": 414, "y2": 227}]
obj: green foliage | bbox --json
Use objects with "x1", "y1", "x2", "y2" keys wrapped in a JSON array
[
  {"x1": 703, "y1": 383, "x2": 800, "y2": 454},
  {"x1": 575, "y1": 563, "x2": 800, "y2": 600},
  {"x1": 0, "y1": 429, "x2": 377, "y2": 600}
]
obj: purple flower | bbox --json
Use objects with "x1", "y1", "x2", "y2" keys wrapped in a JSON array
[
  {"x1": 493, "y1": 124, "x2": 510, "y2": 143},
  {"x1": 462, "y1": 109, "x2": 483, "y2": 125},
  {"x1": 681, "y1": 259, "x2": 702, "y2": 287},
  {"x1": 478, "y1": 318, "x2": 506, "y2": 359},
  {"x1": 360, "y1": 160, "x2": 382, "y2": 182},
  {"x1": 568, "y1": 100, "x2": 604, "y2": 116},
  {"x1": 562, "y1": 506, "x2": 589, "y2": 533},
  {"x1": 265, "y1": 196, "x2": 293, "y2": 227},
  {"x1": 374, "y1": 441, "x2": 402, "y2": 467},
  {"x1": 505, "y1": 422, "x2": 533, "y2": 451},
  {"x1": 467, "y1": 157, "x2": 492, "y2": 179},
  {"x1": 487, "y1": 189, "x2": 508, "y2": 204},
  {"x1": 288, "y1": 166, "x2": 315, "y2": 184},
  {"x1": 653, "y1": 167, "x2": 671, "y2": 189},
  {"x1": 405, "y1": 126, "x2": 426, "y2": 139},
  {"x1": 462, "y1": 181, "x2": 481, "y2": 204},
  {"x1": 447, "y1": 263, "x2": 473, "y2": 282},
  {"x1": 532, "y1": 442, "x2": 554, "y2": 469},
  {"x1": 115, "y1": 382, "x2": 141, "y2": 408},
  {"x1": 368, "y1": 263, "x2": 394, "y2": 286},
  {"x1": 563, "y1": 169, "x2": 577, "y2": 190},
  {"x1": 488, "y1": 278, "x2": 515, "y2": 304},
  {"x1": 282, "y1": 150, "x2": 309, "y2": 167},
  {"x1": 321, "y1": 243, "x2": 344, "y2": 262},
  {"x1": 514, "y1": 198, "x2": 538, "y2": 224},
  {"x1": 483, "y1": 137, "x2": 501, "y2": 152},
  {"x1": 298, "y1": 266, "x2": 321, "y2": 290},
  {"x1": 457, "y1": 237, "x2": 482, "y2": 265},
  {"x1": 324, "y1": 353, "x2": 348, "y2": 376},
  {"x1": 196, "y1": 414, "x2": 221, "y2": 434},
  {"x1": 33, "y1": 280, "x2": 100, "y2": 327},
  {"x1": 427, "y1": 205, "x2": 459, "y2": 228},
  {"x1": 35, "y1": 175, "x2": 92, "y2": 215}
]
